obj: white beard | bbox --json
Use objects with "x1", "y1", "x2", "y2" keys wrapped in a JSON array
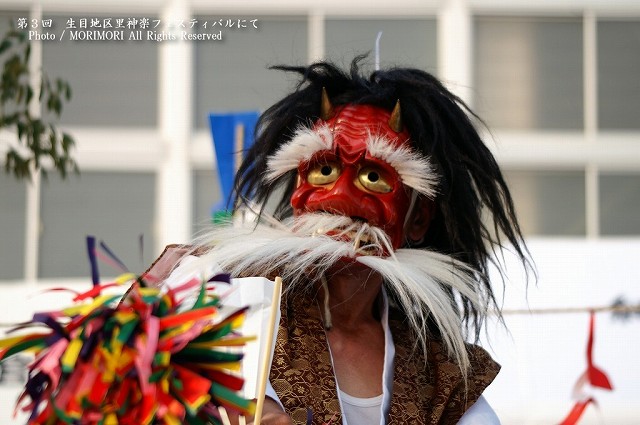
[{"x1": 191, "y1": 212, "x2": 485, "y2": 373}]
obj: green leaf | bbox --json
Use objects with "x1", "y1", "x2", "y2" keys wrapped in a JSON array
[
  {"x1": 16, "y1": 30, "x2": 26, "y2": 43},
  {"x1": 1, "y1": 25, "x2": 78, "y2": 181},
  {"x1": 0, "y1": 39, "x2": 11, "y2": 55},
  {"x1": 61, "y1": 133, "x2": 74, "y2": 152},
  {"x1": 5, "y1": 54, "x2": 21, "y2": 77},
  {"x1": 25, "y1": 85, "x2": 32, "y2": 104},
  {"x1": 16, "y1": 121, "x2": 25, "y2": 140},
  {"x1": 2, "y1": 112, "x2": 17, "y2": 126},
  {"x1": 5, "y1": 149, "x2": 31, "y2": 181},
  {"x1": 49, "y1": 132, "x2": 58, "y2": 157},
  {"x1": 54, "y1": 97, "x2": 62, "y2": 115},
  {"x1": 58, "y1": 163, "x2": 67, "y2": 179}
]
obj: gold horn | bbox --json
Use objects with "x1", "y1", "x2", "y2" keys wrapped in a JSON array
[
  {"x1": 320, "y1": 87, "x2": 334, "y2": 121},
  {"x1": 389, "y1": 100, "x2": 402, "y2": 132}
]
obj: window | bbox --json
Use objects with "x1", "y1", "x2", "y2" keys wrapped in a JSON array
[
  {"x1": 504, "y1": 170, "x2": 586, "y2": 236},
  {"x1": 192, "y1": 168, "x2": 221, "y2": 236},
  {"x1": 599, "y1": 173, "x2": 640, "y2": 235},
  {"x1": 0, "y1": 173, "x2": 26, "y2": 279},
  {"x1": 597, "y1": 19, "x2": 640, "y2": 130},
  {"x1": 474, "y1": 16, "x2": 583, "y2": 130},
  {"x1": 38, "y1": 172, "x2": 156, "y2": 278},
  {"x1": 325, "y1": 18, "x2": 437, "y2": 72},
  {"x1": 42, "y1": 14, "x2": 159, "y2": 127},
  {"x1": 194, "y1": 15, "x2": 307, "y2": 129}
]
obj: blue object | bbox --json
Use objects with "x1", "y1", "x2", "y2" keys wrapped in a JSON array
[
  {"x1": 86, "y1": 236, "x2": 99, "y2": 285},
  {"x1": 209, "y1": 111, "x2": 259, "y2": 214}
]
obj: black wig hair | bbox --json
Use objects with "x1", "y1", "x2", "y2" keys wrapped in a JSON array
[{"x1": 232, "y1": 56, "x2": 533, "y2": 338}]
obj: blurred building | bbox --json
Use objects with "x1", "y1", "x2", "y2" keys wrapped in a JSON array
[{"x1": 0, "y1": 0, "x2": 638, "y2": 423}]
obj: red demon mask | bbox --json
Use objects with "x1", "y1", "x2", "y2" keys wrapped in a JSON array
[{"x1": 290, "y1": 103, "x2": 416, "y2": 249}]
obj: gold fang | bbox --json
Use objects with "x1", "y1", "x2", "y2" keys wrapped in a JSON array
[{"x1": 389, "y1": 100, "x2": 402, "y2": 132}]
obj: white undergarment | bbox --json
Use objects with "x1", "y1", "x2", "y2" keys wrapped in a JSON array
[{"x1": 339, "y1": 390, "x2": 383, "y2": 425}]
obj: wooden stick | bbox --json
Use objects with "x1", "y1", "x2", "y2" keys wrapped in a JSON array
[
  {"x1": 218, "y1": 406, "x2": 232, "y2": 425},
  {"x1": 253, "y1": 276, "x2": 282, "y2": 425},
  {"x1": 234, "y1": 122, "x2": 244, "y2": 175}
]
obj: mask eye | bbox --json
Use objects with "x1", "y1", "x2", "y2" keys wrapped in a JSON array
[
  {"x1": 307, "y1": 162, "x2": 341, "y2": 185},
  {"x1": 358, "y1": 166, "x2": 392, "y2": 193}
]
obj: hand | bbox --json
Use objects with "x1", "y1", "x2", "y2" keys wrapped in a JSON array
[
  {"x1": 227, "y1": 397, "x2": 293, "y2": 425},
  {"x1": 251, "y1": 397, "x2": 294, "y2": 425}
]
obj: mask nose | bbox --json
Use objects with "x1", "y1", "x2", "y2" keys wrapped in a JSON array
[
  {"x1": 326, "y1": 167, "x2": 361, "y2": 201},
  {"x1": 308, "y1": 168, "x2": 368, "y2": 216}
]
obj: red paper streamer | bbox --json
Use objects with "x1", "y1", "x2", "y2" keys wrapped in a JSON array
[
  {"x1": 559, "y1": 398, "x2": 595, "y2": 425},
  {"x1": 559, "y1": 311, "x2": 614, "y2": 425},
  {"x1": 0, "y1": 273, "x2": 255, "y2": 424},
  {"x1": 585, "y1": 312, "x2": 613, "y2": 391}
]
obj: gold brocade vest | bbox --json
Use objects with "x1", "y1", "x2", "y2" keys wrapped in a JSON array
[
  {"x1": 146, "y1": 246, "x2": 500, "y2": 424},
  {"x1": 269, "y1": 294, "x2": 500, "y2": 425}
]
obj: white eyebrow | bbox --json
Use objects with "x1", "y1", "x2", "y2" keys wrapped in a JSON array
[
  {"x1": 367, "y1": 134, "x2": 439, "y2": 199},
  {"x1": 264, "y1": 125, "x2": 439, "y2": 199},
  {"x1": 264, "y1": 124, "x2": 333, "y2": 182}
]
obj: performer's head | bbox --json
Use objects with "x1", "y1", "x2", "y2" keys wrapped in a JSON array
[
  {"x1": 278, "y1": 102, "x2": 435, "y2": 250},
  {"x1": 207, "y1": 57, "x2": 533, "y2": 368},
  {"x1": 233, "y1": 56, "x2": 529, "y2": 282}
]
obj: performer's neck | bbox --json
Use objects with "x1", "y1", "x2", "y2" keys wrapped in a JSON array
[{"x1": 320, "y1": 262, "x2": 384, "y2": 328}]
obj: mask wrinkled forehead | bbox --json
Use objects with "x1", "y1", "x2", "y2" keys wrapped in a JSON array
[{"x1": 321, "y1": 104, "x2": 410, "y2": 152}]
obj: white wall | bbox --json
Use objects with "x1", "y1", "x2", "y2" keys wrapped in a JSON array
[{"x1": 483, "y1": 239, "x2": 640, "y2": 424}]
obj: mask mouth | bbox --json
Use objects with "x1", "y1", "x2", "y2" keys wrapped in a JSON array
[
  {"x1": 346, "y1": 217, "x2": 375, "y2": 252},
  {"x1": 300, "y1": 213, "x2": 392, "y2": 256}
]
